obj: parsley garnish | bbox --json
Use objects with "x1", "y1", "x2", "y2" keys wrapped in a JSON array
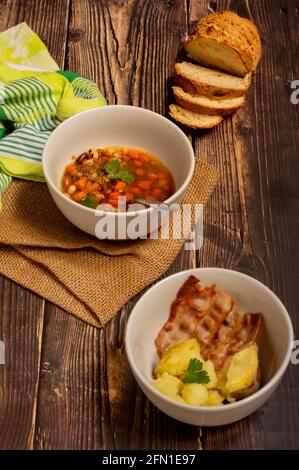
[
  {"x1": 181, "y1": 358, "x2": 210, "y2": 385},
  {"x1": 80, "y1": 195, "x2": 97, "y2": 209},
  {"x1": 104, "y1": 159, "x2": 135, "y2": 184},
  {"x1": 104, "y1": 159, "x2": 121, "y2": 174}
]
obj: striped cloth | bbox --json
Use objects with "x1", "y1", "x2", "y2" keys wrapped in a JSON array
[{"x1": 0, "y1": 23, "x2": 106, "y2": 206}]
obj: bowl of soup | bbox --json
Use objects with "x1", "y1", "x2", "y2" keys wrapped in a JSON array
[
  {"x1": 61, "y1": 146, "x2": 176, "y2": 211},
  {"x1": 42, "y1": 105, "x2": 195, "y2": 239}
]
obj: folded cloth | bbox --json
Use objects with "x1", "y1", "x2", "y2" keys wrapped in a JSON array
[
  {"x1": 0, "y1": 22, "x2": 106, "y2": 205},
  {"x1": 0, "y1": 160, "x2": 218, "y2": 327}
]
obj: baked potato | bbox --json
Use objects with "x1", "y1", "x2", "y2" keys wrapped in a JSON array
[{"x1": 221, "y1": 343, "x2": 259, "y2": 398}]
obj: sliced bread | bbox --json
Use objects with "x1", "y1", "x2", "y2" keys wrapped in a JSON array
[
  {"x1": 175, "y1": 61, "x2": 251, "y2": 99},
  {"x1": 173, "y1": 86, "x2": 245, "y2": 115},
  {"x1": 184, "y1": 11, "x2": 261, "y2": 77},
  {"x1": 169, "y1": 104, "x2": 222, "y2": 129}
]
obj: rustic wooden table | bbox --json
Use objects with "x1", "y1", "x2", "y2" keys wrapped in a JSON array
[{"x1": 0, "y1": 0, "x2": 298, "y2": 450}]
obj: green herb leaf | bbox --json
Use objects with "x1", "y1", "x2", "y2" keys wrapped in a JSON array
[
  {"x1": 108, "y1": 170, "x2": 135, "y2": 184},
  {"x1": 181, "y1": 358, "x2": 210, "y2": 385},
  {"x1": 104, "y1": 159, "x2": 120, "y2": 174},
  {"x1": 104, "y1": 160, "x2": 135, "y2": 184},
  {"x1": 80, "y1": 195, "x2": 97, "y2": 209}
]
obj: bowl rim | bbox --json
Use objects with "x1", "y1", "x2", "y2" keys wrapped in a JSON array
[
  {"x1": 125, "y1": 267, "x2": 294, "y2": 413},
  {"x1": 42, "y1": 105, "x2": 195, "y2": 218}
]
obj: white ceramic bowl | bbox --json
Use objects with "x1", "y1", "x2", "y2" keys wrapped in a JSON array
[
  {"x1": 42, "y1": 105, "x2": 194, "y2": 239},
  {"x1": 125, "y1": 268, "x2": 293, "y2": 426}
]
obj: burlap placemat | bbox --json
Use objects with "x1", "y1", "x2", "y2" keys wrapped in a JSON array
[{"x1": 0, "y1": 159, "x2": 218, "y2": 327}]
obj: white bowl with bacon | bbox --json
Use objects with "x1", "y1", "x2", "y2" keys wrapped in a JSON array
[{"x1": 125, "y1": 268, "x2": 293, "y2": 426}]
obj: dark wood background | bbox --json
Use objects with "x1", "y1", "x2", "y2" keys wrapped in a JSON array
[{"x1": 0, "y1": 0, "x2": 298, "y2": 450}]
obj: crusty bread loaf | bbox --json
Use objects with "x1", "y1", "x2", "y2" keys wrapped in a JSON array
[
  {"x1": 169, "y1": 104, "x2": 222, "y2": 129},
  {"x1": 184, "y1": 11, "x2": 261, "y2": 77},
  {"x1": 173, "y1": 86, "x2": 244, "y2": 116},
  {"x1": 175, "y1": 62, "x2": 251, "y2": 99}
]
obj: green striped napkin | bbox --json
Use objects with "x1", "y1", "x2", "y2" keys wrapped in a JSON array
[{"x1": 0, "y1": 23, "x2": 106, "y2": 207}]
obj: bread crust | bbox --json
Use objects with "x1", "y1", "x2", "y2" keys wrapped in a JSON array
[
  {"x1": 185, "y1": 10, "x2": 261, "y2": 76},
  {"x1": 169, "y1": 104, "x2": 222, "y2": 129},
  {"x1": 173, "y1": 86, "x2": 245, "y2": 116},
  {"x1": 174, "y1": 64, "x2": 251, "y2": 99}
]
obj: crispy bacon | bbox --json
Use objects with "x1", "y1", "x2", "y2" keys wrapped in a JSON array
[
  {"x1": 155, "y1": 275, "x2": 262, "y2": 370},
  {"x1": 204, "y1": 311, "x2": 262, "y2": 370}
]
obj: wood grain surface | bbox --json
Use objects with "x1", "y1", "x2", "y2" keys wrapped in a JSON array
[{"x1": 0, "y1": 0, "x2": 298, "y2": 450}]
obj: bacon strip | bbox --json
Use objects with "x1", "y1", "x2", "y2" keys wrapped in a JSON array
[
  {"x1": 155, "y1": 275, "x2": 262, "y2": 370},
  {"x1": 155, "y1": 276, "x2": 207, "y2": 356}
]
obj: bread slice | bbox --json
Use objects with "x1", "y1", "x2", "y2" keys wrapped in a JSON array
[
  {"x1": 173, "y1": 86, "x2": 244, "y2": 116},
  {"x1": 184, "y1": 11, "x2": 261, "y2": 77},
  {"x1": 175, "y1": 61, "x2": 251, "y2": 99},
  {"x1": 169, "y1": 104, "x2": 222, "y2": 129}
]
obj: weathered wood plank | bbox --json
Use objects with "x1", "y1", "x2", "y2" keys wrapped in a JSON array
[
  {"x1": 0, "y1": 0, "x2": 70, "y2": 450},
  {"x1": 34, "y1": 304, "x2": 102, "y2": 449},
  {"x1": 66, "y1": 0, "x2": 187, "y2": 112},
  {"x1": 0, "y1": 277, "x2": 45, "y2": 449},
  {"x1": 0, "y1": 0, "x2": 16, "y2": 31}
]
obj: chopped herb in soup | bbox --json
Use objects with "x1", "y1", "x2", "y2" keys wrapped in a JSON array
[{"x1": 61, "y1": 147, "x2": 175, "y2": 211}]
